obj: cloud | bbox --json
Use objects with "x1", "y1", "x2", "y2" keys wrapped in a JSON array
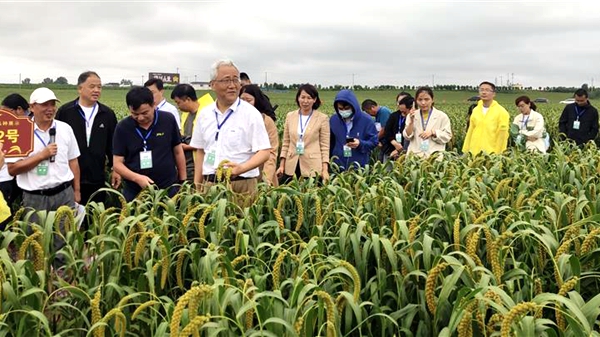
[{"x1": 1, "y1": 1, "x2": 599, "y2": 88}]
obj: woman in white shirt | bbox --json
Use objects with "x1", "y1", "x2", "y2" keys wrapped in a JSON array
[
  {"x1": 403, "y1": 87, "x2": 452, "y2": 158},
  {"x1": 513, "y1": 96, "x2": 547, "y2": 153}
]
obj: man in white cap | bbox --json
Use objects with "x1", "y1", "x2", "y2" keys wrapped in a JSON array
[{"x1": 6, "y1": 87, "x2": 81, "y2": 270}]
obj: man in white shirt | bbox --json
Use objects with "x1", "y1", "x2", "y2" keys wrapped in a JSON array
[
  {"x1": 144, "y1": 78, "x2": 181, "y2": 129},
  {"x1": 7, "y1": 87, "x2": 81, "y2": 270},
  {"x1": 190, "y1": 59, "x2": 270, "y2": 206}
]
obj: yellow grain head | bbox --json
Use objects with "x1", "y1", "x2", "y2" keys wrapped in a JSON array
[{"x1": 425, "y1": 262, "x2": 449, "y2": 314}]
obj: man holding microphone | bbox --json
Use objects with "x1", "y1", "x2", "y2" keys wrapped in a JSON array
[{"x1": 7, "y1": 87, "x2": 81, "y2": 212}]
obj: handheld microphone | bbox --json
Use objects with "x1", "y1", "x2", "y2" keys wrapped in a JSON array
[{"x1": 49, "y1": 128, "x2": 56, "y2": 163}]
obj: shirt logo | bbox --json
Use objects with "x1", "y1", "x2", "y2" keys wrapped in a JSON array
[
  {"x1": 99, "y1": 123, "x2": 105, "y2": 128},
  {"x1": 156, "y1": 132, "x2": 165, "y2": 137}
]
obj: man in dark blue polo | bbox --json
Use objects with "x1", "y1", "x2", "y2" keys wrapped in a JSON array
[{"x1": 112, "y1": 87, "x2": 186, "y2": 201}]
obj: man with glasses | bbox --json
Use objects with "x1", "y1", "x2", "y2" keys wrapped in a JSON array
[
  {"x1": 462, "y1": 81, "x2": 510, "y2": 155},
  {"x1": 558, "y1": 88, "x2": 598, "y2": 146},
  {"x1": 144, "y1": 78, "x2": 181, "y2": 129},
  {"x1": 190, "y1": 59, "x2": 270, "y2": 206}
]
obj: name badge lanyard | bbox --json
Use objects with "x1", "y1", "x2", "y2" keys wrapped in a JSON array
[
  {"x1": 214, "y1": 100, "x2": 240, "y2": 142},
  {"x1": 298, "y1": 110, "x2": 313, "y2": 139},
  {"x1": 575, "y1": 106, "x2": 585, "y2": 121},
  {"x1": 78, "y1": 101, "x2": 97, "y2": 145},
  {"x1": 157, "y1": 100, "x2": 167, "y2": 111},
  {"x1": 398, "y1": 115, "x2": 406, "y2": 131},
  {"x1": 135, "y1": 110, "x2": 159, "y2": 151},
  {"x1": 421, "y1": 109, "x2": 433, "y2": 131},
  {"x1": 521, "y1": 115, "x2": 530, "y2": 130}
]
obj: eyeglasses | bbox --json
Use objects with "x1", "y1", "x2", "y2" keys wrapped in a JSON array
[
  {"x1": 478, "y1": 88, "x2": 495, "y2": 93},
  {"x1": 213, "y1": 77, "x2": 241, "y2": 85}
]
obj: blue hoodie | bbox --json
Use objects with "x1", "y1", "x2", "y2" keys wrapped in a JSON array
[{"x1": 329, "y1": 89, "x2": 378, "y2": 171}]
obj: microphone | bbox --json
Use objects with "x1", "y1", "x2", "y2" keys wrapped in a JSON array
[{"x1": 49, "y1": 128, "x2": 56, "y2": 163}]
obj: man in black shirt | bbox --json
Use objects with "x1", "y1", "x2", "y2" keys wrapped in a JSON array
[
  {"x1": 113, "y1": 87, "x2": 186, "y2": 201},
  {"x1": 558, "y1": 88, "x2": 599, "y2": 146},
  {"x1": 56, "y1": 71, "x2": 120, "y2": 206}
]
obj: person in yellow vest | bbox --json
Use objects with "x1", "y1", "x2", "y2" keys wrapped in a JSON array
[
  {"x1": 171, "y1": 84, "x2": 214, "y2": 183},
  {"x1": 462, "y1": 81, "x2": 510, "y2": 155}
]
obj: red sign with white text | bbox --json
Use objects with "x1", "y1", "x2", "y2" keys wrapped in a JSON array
[{"x1": 0, "y1": 108, "x2": 34, "y2": 158}]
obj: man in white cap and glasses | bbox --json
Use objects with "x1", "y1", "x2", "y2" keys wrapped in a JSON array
[{"x1": 6, "y1": 87, "x2": 81, "y2": 270}]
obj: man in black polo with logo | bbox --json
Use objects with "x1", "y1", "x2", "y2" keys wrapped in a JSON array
[
  {"x1": 558, "y1": 88, "x2": 599, "y2": 146},
  {"x1": 56, "y1": 71, "x2": 120, "y2": 206},
  {"x1": 113, "y1": 86, "x2": 186, "y2": 201}
]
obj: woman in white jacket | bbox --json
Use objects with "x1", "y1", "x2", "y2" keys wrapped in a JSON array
[
  {"x1": 403, "y1": 87, "x2": 452, "y2": 158},
  {"x1": 513, "y1": 96, "x2": 547, "y2": 153}
]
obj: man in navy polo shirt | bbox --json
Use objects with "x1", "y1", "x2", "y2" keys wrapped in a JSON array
[{"x1": 113, "y1": 86, "x2": 186, "y2": 201}]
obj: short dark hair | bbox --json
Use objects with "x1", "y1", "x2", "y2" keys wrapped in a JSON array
[
  {"x1": 479, "y1": 81, "x2": 496, "y2": 91},
  {"x1": 144, "y1": 78, "x2": 164, "y2": 90},
  {"x1": 240, "y1": 72, "x2": 250, "y2": 81},
  {"x1": 1, "y1": 93, "x2": 29, "y2": 111},
  {"x1": 361, "y1": 99, "x2": 377, "y2": 111},
  {"x1": 397, "y1": 96, "x2": 414, "y2": 109},
  {"x1": 171, "y1": 84, "x2": 198, "y2": 101},
  {"x1": 126, "y1": 86, "x2": 154, "y2": 110},
  {"x1": 574, "y1": 88, "x2": 588, "y2": 98},
  {"x1": 240, "y1": 84, "x2": 276, "y2": 121},
  {"x1": 396, "y1": 91, "x2": 412, "y2": 101},
  {"x1": 295, "y1": 84, "x2": 321, "y2": 110},
  {"x1": 77, "y1": 71, "x2": 100, "y2": 86}
]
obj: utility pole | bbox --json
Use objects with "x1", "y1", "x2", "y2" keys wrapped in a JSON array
[
  {"x1": 194, "y1": 75, "x2": 197, "y2": 82},
  {"x1": 511, "y1": 73, "x2": 514, "y2": 87},
  {"x1": 176, "y1": 67, "x2": 179, "y2": 75},
  {"x1": 265, "y1": 72, "x2": 268, "y2": 87},
  {"x1": 432, "y1": 74, "x2": 435, "y2": 87},
  {"x1": 352, "y1": 73, "x2": 355, "y2": 89},
  {"x1": 19, "y1": 73, "x2": 21, "y2": 89},
  {"x1": 142, "y1": 75, "x2": 144, "y2": 85},
  {"x1": 500, "y1": 76, "x2": 503, "y2": 88}
]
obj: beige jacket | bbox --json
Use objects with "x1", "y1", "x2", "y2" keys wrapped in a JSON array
[
  {"x1": 513, "y1": 110, "x2": 546, "y2": 153},
  {"x1": 280, "y1": 110, "x2": 330, "y2": 177},
  {"x1": 403, "y1": 107, "x2": 452, "y2": 157}
]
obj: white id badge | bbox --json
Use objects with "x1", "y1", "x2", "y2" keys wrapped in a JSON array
[
  {"x1": 573, "y1": 120, "x2": 580, "y2": 130},
  {"x1": 37, "y1": 162, "x2": 49, "y2": 176},
  {"x1": 375, "y1": 122, "x2": 382, "y2": 132},
  {"x1": 420, "y1": 139, "x2": 430, "y2": 152},
  {"x1": 296, "y1": 139, "x2": 305, "y2": 155},
  {"x1": 140, "y1": 150, "x2": 153, "y2": 169},
  {"x1": 206, "y1": 150, "x2": 216, "y2": 166},
  {"x1": 343, "y1": 145, "x2": 352, "y2": 157},
  {"x1": 395, "y1": 133, "x2": 403, "y2": 143}
]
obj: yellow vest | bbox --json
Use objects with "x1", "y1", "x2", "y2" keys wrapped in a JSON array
[
  {"x1": 180, "y1": 93, "x2": 215, "y2": 135},
  {"x1": 462, "y1": 100, "x2": 510, "y2": 155}
]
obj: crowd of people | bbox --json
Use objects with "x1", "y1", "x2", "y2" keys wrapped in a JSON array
[{"x1": 0, "y1": 59, "x2": 598, "y2": 221}]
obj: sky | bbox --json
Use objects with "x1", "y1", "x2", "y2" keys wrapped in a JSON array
[{"x1": 0, "y1": 0, "x2": 598, "y2": 89}]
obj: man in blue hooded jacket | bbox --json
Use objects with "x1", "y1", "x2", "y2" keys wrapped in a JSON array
[{"x1": 329, "y1": 89, "x2": 378, "y2": 171}]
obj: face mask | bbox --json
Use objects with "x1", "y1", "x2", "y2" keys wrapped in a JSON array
[{"x1": 338, "y1": 109, "x2": 353, "y2": 119}]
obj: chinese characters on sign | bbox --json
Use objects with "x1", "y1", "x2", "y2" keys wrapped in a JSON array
[
  {"x1": 148, "y1": 72, "x2": 180, "y2": 85},
  {"x1": 0, "y1": 108, "x2": 34, "y2": 158}
]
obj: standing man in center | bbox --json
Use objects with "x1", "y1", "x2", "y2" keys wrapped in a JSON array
[
  {"x1": 56, "y1": 71, "x2": 120, "y2": 206},
  {"x1": 144, "y1": 78, "x2": 181, "y2": 129},
  {"x1": 462, "y1": 81, "x2": 510, "y2": 155},
  {"x1": 190, "y1": 59, "x2": 271, "y2": 205}
]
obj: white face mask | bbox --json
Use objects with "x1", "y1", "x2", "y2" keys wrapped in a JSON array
[{"x1": 338, "y1": 109, "x2": 353, "y2": 119}]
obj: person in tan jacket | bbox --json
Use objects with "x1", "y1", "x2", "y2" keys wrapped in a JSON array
[
  {"x1": 277, "y1": 84, "x2": 330, "y2": 183},
  {"x1": 513, "y1": 96, "x2": 547, "y2": 153},
  {"x1": 239, "y1": 84, "x2": 279, "y2": 186},
  {"x1": 403, "y1": 87, "x2": 452, "y2": 158}
]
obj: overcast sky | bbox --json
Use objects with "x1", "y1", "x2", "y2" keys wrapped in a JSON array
[{"x1": 1, "y1": 1, "x2": 598, "y2": 88}]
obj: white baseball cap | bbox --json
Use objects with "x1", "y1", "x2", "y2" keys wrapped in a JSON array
[{"x1": 29, "y1": 87, "x2": 60, "y2": 104}]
